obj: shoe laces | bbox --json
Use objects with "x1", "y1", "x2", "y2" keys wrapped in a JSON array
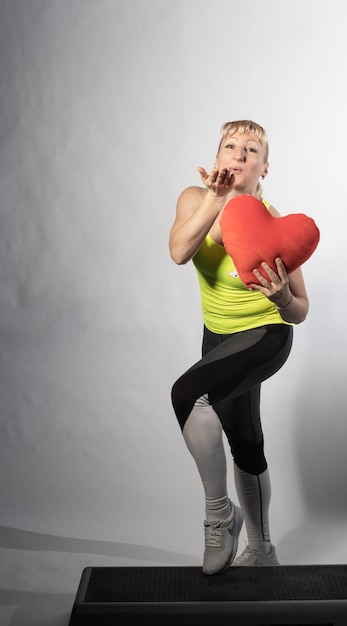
[
  {"x1": 236, "y1": 544, "x2": 273, "y2": 565},
  {"x1": 204, "y1": 520, "x2": 226, "y2": 548},
  {"x1": 236, "y1": 545, "x2": 253, "y2": 563}
]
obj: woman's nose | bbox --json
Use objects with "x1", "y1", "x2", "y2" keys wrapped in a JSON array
[{"x1": 234, "y1": 148, "x2": 245, "y2": 161}]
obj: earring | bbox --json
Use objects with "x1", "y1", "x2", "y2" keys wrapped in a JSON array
[{"x1": 261, "y1": 175, "x2": 265, "y2": 179}]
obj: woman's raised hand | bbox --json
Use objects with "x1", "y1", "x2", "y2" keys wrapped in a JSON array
[{"x1": 197, "y1": 167, "x2": 234, "y2": 196}]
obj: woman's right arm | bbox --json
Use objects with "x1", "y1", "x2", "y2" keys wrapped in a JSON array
[{"x1": 169, "y1": 167, "x2": 234, "y2": 265}]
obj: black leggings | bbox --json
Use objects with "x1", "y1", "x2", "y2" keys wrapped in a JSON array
[{"x1": 171, "y1": 324, "x2": 293, "y2": 475}]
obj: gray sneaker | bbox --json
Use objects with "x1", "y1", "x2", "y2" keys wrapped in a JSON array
[
  {"x1": 202, "y1": 503, "x2": 244, "y2": 575},
  {"x1": 232, "y1": 544, "x2": 279, "y2": 566}
]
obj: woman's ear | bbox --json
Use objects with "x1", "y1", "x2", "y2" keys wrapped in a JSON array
[{"x1": 261, "y1": 162, "x2": 269, "y2": 179}]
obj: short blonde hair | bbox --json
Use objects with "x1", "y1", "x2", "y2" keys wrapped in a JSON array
[
  {"x1": 217, "y1": 120, "x2": 269, "y2": 198},
  {"x1": 217, "y1": 120, "x2": 269, "y2": 162}
]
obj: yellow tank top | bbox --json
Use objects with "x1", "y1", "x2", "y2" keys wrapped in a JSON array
[{"x1": 192, "y1": 199, "x2": 289, "y2": 334}]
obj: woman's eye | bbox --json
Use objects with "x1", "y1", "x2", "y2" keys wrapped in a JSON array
[
  {"x1": 225, "y1": 144, "x2": 235, "y2": 149},
  {"x1": 247, "y1": 147, "x2": 257, "y2": 153}
]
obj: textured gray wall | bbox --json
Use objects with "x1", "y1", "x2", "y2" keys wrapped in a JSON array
[{"x1": 0, "y1": 0, "x2": 346, "y2": 565}]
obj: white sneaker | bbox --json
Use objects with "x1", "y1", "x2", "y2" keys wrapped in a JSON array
[
  {"x1": 202, "y1": 503, "x2": 244, "y2": 575},
  {"x1": 232, "y1": 544, "x2": 279, "y2": 566}
]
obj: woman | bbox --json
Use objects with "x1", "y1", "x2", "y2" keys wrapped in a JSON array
[{"x1": 169, "y1": 120, "x2": 308, "y2": 575}]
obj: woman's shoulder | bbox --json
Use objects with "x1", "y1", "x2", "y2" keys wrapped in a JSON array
[
  {"x1": 178, "y1": 185, "x2": 206, "y2": 201},
  {"x1": 176, "y1": 185, "x2": 207, "y2": 212},
  {"x1": 261, "y1": 197, "x2": 281, "y2": 217}
]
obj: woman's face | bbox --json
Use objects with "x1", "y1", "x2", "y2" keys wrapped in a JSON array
[{"x1": 215, "y1": 131, "x2": 269, "y2": 194}]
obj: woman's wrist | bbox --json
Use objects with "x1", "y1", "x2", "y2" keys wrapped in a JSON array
[
  {"x1": 276, "y1": 293, "x2": 293, "y2": 310},
  {"x1": 206, "y1": 189, "x2": 229, "y2": 204}
]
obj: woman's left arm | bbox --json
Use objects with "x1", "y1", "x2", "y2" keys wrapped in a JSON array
[
  {"x1": 253, "y1": 261, "x2": 309, "y2": 324},
  {"x1": 250, "y1": 204, "x2": 309, "y2": 324}
]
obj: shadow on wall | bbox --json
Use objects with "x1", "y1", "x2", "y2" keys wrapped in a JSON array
[
  {"x1": 278, "y1": 323, "x2": 347, "y2": 565},
  {"x1": 0, "y1": 525, "x2": 201, "y2": 626},
  {"x1": 0, "y1": 524, "x2": 201, "y2": 564}
]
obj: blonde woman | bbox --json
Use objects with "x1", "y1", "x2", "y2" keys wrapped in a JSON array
[{"x1": 169, "y1": 120, "x2": 308, "y2": 575}]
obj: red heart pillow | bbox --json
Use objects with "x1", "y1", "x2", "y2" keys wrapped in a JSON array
[{"x1": 220, "y1": 195, "x2": 320, "y2": 286}]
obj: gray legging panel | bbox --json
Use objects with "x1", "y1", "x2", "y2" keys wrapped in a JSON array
[{"x1": 171, "y1": 324, "x2": 293, "y2": 474}]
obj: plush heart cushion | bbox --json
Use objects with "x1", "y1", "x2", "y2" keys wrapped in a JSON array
[{"x1": 220, "y1": 195, "x2": 320, "y2": 286}]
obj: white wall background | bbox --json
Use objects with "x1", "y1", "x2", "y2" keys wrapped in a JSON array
[{"x1": 0, "y1": 0, "x2": 347, "y2": 577}]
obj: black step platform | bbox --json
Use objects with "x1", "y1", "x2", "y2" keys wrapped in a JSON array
[{"x1": 69, "y1": 564, "x2": 347, "y2": 625}]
